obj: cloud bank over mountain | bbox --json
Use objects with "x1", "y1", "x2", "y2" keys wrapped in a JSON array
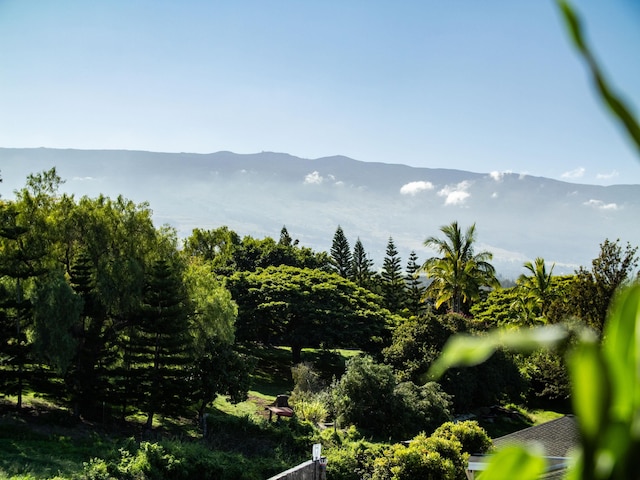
[{"x1": 1, "y1": 148, "x2": 639, "y2": 278}]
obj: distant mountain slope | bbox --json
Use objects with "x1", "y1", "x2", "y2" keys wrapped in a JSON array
[{"x1": 1, "y1": 147, "x2": 639, "y2": 278}]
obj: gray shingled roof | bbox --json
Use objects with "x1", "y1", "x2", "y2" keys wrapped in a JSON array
[
  {"x1": 466, "y1": 416, "x2": 579, "y2": 479},
  {"x1": 493, "y1": 415, "x2": 579, "y2": 458}
]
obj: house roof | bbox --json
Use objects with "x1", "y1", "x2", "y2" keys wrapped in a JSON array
[
  {"x1": 466, "y1": 416, "x2": 579, "y2": 479},
  {"x1": 493, "y1": 415, "x2": 579, "y2": 458}
]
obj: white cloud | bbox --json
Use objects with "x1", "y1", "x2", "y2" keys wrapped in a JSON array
[
  {"x1": 304, "y1": 171, "x2": 323, "y2": 184},
  {"x1": 584, "y1": 199, "x2": 619, "y2": 210},
  {"x1": 491, "y1": 192, "x2": 499, "y2": 199},
  {"x1": 488, "y1": 170, "x2": 512, "y2": 182},
  {"x1": 561, "y1": 167, "x2": 586, "y2": 179},
  {"x1": 596, "y1": 170, "x2": 619, "y2": 180},
  {"x1": 489, "y1": 171, "x2": 503, "y2": 182},
  {"x1": 438, "y1": 180, "x2": 471, "y2": 206},
  {"x1": 400, "y1": 180, "x2": 434, "y2": 196},
  {"x1": 72, "y1": 176, "x2": 95, "y2": 181}
]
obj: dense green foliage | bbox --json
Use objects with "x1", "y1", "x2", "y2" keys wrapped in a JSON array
[
  {"x1": 332, "y1": 355, "x2": 452, "y2": 440},
  {"x1": 228, "y1": 266, "x2": 396, "y2": 362},
  {"x1": 368, "y1": 421, "x2": 491, "y2": 480}
]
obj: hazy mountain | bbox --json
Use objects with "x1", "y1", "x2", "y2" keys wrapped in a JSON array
[{"x1": 1, "y1": 147, "x2": 639, "y2": 278}]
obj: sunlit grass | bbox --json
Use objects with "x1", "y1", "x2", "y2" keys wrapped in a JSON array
[
  {"x1": 529, "y1": 409, "x2": 564, "y2": 425},
  {"x1": 212, "y1": 395, "x2": 262, "y2": 418}
]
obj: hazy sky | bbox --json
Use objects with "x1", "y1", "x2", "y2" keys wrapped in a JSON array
[{"x1": 1, "y1": 1, "x2": 639, "y2": 185}]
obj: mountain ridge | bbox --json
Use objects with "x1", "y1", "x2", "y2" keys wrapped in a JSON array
[{"x1": 1, "y1": 147, "x2": 638, "y2": 278}]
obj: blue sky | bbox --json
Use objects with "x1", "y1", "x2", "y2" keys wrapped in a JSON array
[{"x1": 1, "y1": 0, "x2": 639, "y2": 185}]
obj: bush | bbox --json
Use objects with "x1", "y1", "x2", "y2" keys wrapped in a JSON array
[
  {"x1": 440, "y1": 348, "x2": 527, "y2": 412},
  {"x1": 294, "y1": 397, "x2": 328, "y2": 424},
  {"x1": 520, "y1": 348, "x2": 571, "y2": 405},
  {"x1": 370, "y1": 433, "x2": 465, "y2": 480},
  {"x1": 324, "y1": 436, "x2": 387, "y2": 480},
  {"x1": 391, "y1": 381, "x2": 452, "y2": 439},
  {"x1": 77, "y1": 437, "x2": 291, "y2": 480},
  {"x1": 291, "y1": 362, "x2": 325, "y2": 396},
  {"x1": 332, "y1": 355, "x2": 397, "y2": 437},
  {"x1": 331, "y1": 355, "x2": 453, "y2": 440},
  {"x1": 432, "y1": 420, "x2": 492, "y2": 455}
]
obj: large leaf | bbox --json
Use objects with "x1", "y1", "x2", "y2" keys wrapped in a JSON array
[
  {"x1": 427, "y1": 324, "x2": 568, "y2": 380},
  {"x1": 477, "y1": 445, "x2": 547, "y2": 480},
  {"x1": 567, "y1": 340, "x2": 609, "y2": 442},
  {"x1": 602, "y1": 284, "x2": 640, "y2": 420}
]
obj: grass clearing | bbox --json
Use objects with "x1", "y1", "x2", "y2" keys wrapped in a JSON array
[{"x1": 530, "y1": 409, "x2": 565, "y2": 425}]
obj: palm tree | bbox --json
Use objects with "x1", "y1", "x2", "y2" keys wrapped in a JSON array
[
  {"x1": 421, "y1": 221, "x2": 499, "y2": 313},
  {"x1": 517, "y1": 257, "x2": 556, "y2": 320}
]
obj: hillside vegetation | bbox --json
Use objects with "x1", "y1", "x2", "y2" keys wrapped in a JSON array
[{"x1": 0, "y1": 167, "x2": 637, "y2": 479}]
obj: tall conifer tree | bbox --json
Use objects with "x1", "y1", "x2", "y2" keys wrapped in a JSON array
[
  {"x1": 405, "y1": 250, "x2": 427, "y2": 317},
  {"x1": 381, "y1": 237, "x2": 406, "y2": 313},
  {"x1": 128, "y1": 260, "x2": 192, "y2": 428},
  {"x1": 351, "y1": 238, "x2": 374, "y2": 288},
  {"x1": 330, "y1": 226, "x2": 352, "y2": 278}
]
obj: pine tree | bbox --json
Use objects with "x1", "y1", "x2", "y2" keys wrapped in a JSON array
[
  {"x1": 66, "y1": 252, "x2": 116, "y2": 419},
  {"x1": 0, "y1": 201, "x2": 48, "y2": 410},
  {"x1": 381, "y1": 237, "x2": 406, "y2": 313},
  {"x1": 128, "y1": 260, "x2": 192, "y2": 428},
  {"x1": 278, "y1": 226, "x2": 293, "y2": 246},
  {"x1": 330, "y1": 226, "x2": 352, "y2": 278},
  {"x1": 351, "y1": 238, "x2": 374, "y2": 288},
  {"x1": 405, "y1": 250, "x2": 427, "y2": 317}
]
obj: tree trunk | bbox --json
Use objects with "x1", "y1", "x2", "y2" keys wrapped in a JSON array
[
  {"x1": 291, "y1": 344, "x2": 302, "y2": 364},
  {"x1": 146, "y1": 412, "x2": 154, "y2": 430}
]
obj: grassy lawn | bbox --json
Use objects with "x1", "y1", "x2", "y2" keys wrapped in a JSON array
[
  {"x1": 0, "y1": 410, "x2": 113, "y2": 480},
  {"x1": 242, "y1": 344, "x2": 361, "y2": 399},
  {"x1": 530, "y1": 409, "x2": 565, "y2": 425}
]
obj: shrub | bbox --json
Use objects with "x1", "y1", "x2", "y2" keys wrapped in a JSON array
[
  {"x1": 520, "y1": 348, "x2": 571, "y2": 405},
  {"x1": 432, "y1": 420, "x2": 492, "y2": 455},
  {"x1": 370, "y1": 433, "x2": 465, "y2": 480},
  {"x1": 332, "y1": 355, "x2": 453, "y2": 439},
  {"x1": 291, "y1": 362, "x2": 325, "y2": 397},
  {"x1": 294, "y1": 398, "x2": 328, "y2": 424},
  {"x1": 77, "y1": 438, "x2": 289, "y2": 480},
  {"x1": 81, "y1": 458, "x2": 114, "y2": 480},
  {"x1": 331, "y1": 355, "x2": 397, "y2": 437},
  {"x1": 440, "y1": 348, "x2": 527, "y2": 412},
  {"x1": 324, "y1": 437, "x2": 387, "y2": 480},
  {"x1": 391, "y1": 381, "x2": 452, "y2": 439}
]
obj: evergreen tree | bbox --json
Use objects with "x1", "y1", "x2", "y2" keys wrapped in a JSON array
[
  {"x1": 65, "y1": 252, "x2": 117, "y2": 418},
  {"x1": 330, "y1": 226, "x2": 352, "y2": 278},
  {"x1": 128, "y1": 260, "x2": 192, "y2": 428},
  {"x1": 381, "y1": 237, "x2": 406, "y2": 313},
  {"x1": 278, "y1": 226, "x2": 295, "y2": 246},
  {"x1": 351, "y1": 238, "x2": 375, "y2": 288},
  {"x1": 0, "y1": 200, "x2": 49, "y2": 409},
  {"x1": 405, "y1": 250, "x2": 427, "y2": 317}
]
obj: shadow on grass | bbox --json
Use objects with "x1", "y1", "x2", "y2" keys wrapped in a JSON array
[{"x1": 240, "y1": 343, "x2": 359, "y2": 398}]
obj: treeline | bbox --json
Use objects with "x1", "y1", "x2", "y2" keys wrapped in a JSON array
[{"x1": 1, "y1": 168, "x2": 639, "y2": 434}]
